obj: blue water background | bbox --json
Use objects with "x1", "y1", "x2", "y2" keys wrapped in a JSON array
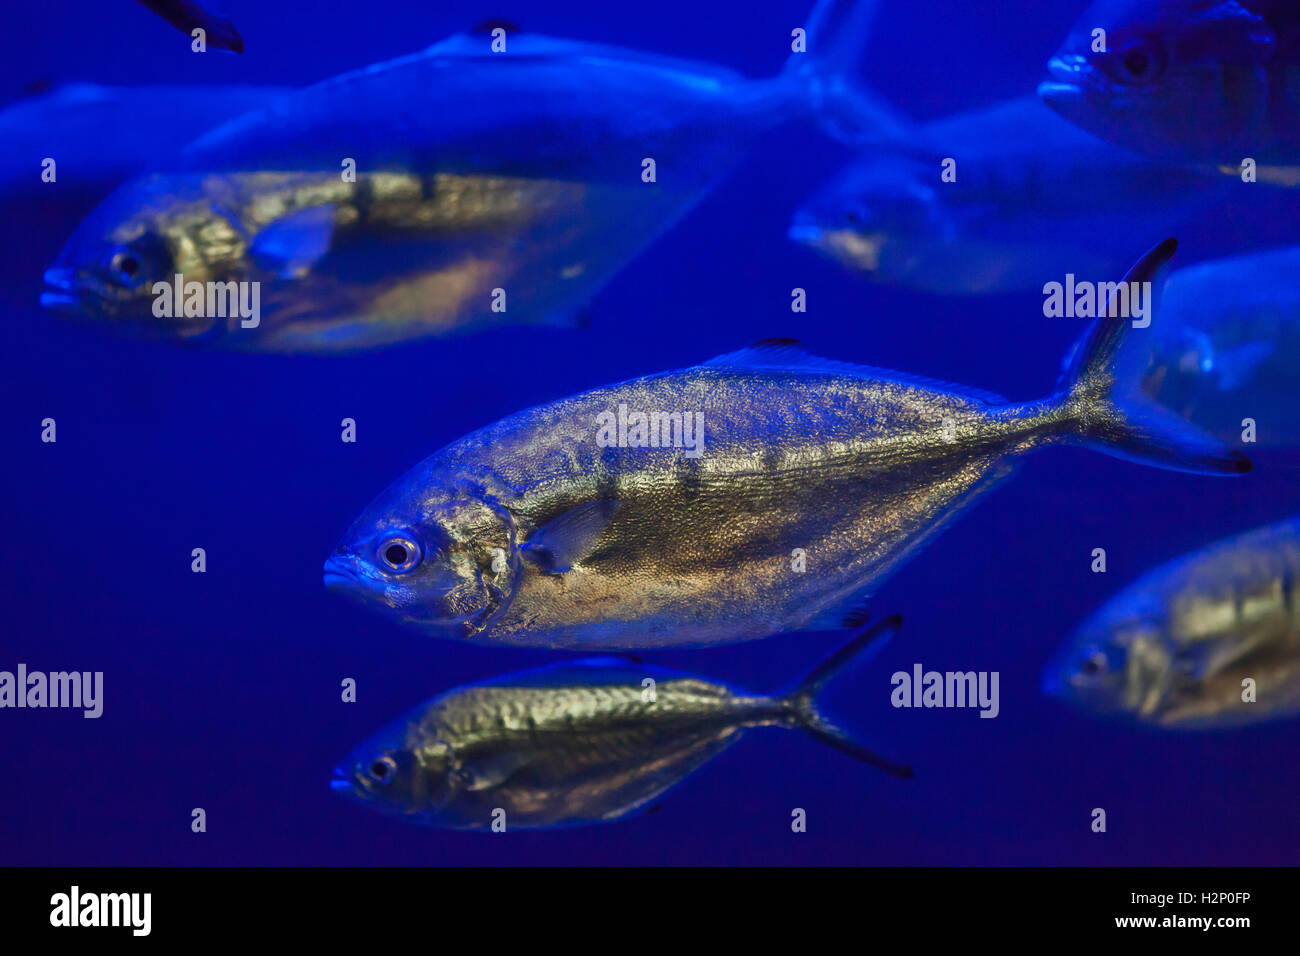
[{"x1": 1, "y1": 1, "x2": 1296, "y2": 864}]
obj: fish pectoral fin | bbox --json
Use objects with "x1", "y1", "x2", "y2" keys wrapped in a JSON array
[
  {"x1": 249, "y1": 204, "x2": 337, "y2": 279},
  {"x1": 458, "y1": 752, "x2": 531, "y2": 791},
  {"x1": 521, "y1": 499, "x2": 622, "y2": 574}
]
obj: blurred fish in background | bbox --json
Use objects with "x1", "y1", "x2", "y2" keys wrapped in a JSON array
[
  {"x1": 332, "y1": 618, "x2": 911, "y2": 830},
  {"x1": 1045, "y1": 516, "x2": 1300, "y2": 728},
  {"x1": 1135, "y1": 245, "x2": 1300, "y2": 447},
  {"x1": 0, "y1": 82, "x2": 288, "y2": 216},
  {"x1": 790, "y1": 95, "x2": 1300, "y2": 294},
  {"x1": 42, "y1": 0, "x2": 903, "y2": 352},
  {"x1": 1039, "y1": 0, "x2": 1300, "y2": 184}
]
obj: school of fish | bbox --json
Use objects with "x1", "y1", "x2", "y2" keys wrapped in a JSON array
[{"x1": 26, "y1": 0, "x2": 1300, "y2": 832}]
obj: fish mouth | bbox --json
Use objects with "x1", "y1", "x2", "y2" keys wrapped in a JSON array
[
  {"x1": 1039, "y1": 56, "x2": 1096, "y2": 108},
  {"x1": 324, "y1": 554, "x2": 381, "y2": 603},
  {"x1": 323, "y1": 558, "x2": 360, "y2": 593},
  {"x1": 787, "y1": 220, "x2": 825, "y2": 247},
  {"x1": 41, "y1": 267, "x2": 85, "y2": 314},
  {"x1": 330, "y1": 764, "x2": 361, "y2": 798}
]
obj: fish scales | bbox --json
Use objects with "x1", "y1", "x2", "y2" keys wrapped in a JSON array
[
  {"x1": 433, "y1": 369, "x2": 1052, "y2": 646},
  {"x1": 332, "y1": 619, "x2": 913, "y2": 828}
]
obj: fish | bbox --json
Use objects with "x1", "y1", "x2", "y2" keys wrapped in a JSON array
[
  {"x1": 324, "y1": 239, "x2": 1251, "y2": 650},
  {"x1": 1133, "y1": 245, "x2": 1300, "y2": 447},
  {"x1": 135, "y1": 0, "x2": 243, "y2": 53},
  {"x1": 1044, "y1": 516, "x2": 1300, "y2": 728},
  {"x1": 1039, "y1": 0, "x2": 1300, "y2": 181},
  {"x1": 331, "y1": 616, "x2": 911, "y2": 830},
  {"x1": 790, "y1": 95, "x2": 1300, "y2": 295},
  {"x1": 42, "y1": 0, "x2": 898, "y2": 352},
  {"x1": 0, "y1": 82, "x2": 288, "y2": 209}
]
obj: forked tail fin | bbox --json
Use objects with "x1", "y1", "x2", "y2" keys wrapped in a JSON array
[
  {"x1": 781, "y1": 615, "x2": 913, "y2": 779},
  {"x1": 781, "y1": 0, "x2": 913, "y2": 147}
]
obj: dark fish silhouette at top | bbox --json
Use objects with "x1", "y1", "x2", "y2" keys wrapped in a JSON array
[{"x1": 136, "y1": 0, "x2": 243, "y2": 53}]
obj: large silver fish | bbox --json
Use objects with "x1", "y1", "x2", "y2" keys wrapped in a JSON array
[
  {"x1": 332, "y1": 617, "x2": 910, "y2": 830},
  {"x1": 1039, "y1": 0, "x2": 1300, "y2": 182},
  {"x1": 42, "y1": 1, "x2": 896, "y2": 352},
  {"x1": 325, "y1": 240, "x2": 1251, "y2": 649},
  {"x1": 790, "y1": 95, "x2": 1299, "y2": 295},
  {"x1": 1044, "y1": 517, "x2": 1300, "y2": 728},
  {"x1": 1135, "y1": 245, "x2": 1300, "y2": 447}
]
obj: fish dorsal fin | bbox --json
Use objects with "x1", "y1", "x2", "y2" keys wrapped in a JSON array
[
  {"x1": 425, "y1": 33, "x2": 623, "y2": 60},
  {"x1": 702, "y1": 339, "x2": 1007, "y2": 406},
  {"x1": 421, "y1": 33, "x2": 742, "y2": 84}
]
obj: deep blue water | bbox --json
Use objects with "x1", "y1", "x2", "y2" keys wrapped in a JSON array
[{"x1": 2, "y1": 1, "x2": 1297, "y2": 865}]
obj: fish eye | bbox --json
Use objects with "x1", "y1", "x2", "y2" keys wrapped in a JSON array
[
  {"x1": 1079, "y1": 651, "x2": 1109, "y2": 677},
  {"x1": 378, "y1": 533, "x2": 422, "y2": 573},
  {"x1": 104, "y1": 234, "x2": 170, "y2": 289},
  {"x1": 107, "y1": 250, "x2": 145, "y2": 287},
  {"x1": 1107, "y1": 38, "x2": 1166, "y2": 84},
  {"x1": 366, "y1": 754, "x2": 398, "y2": 786}
]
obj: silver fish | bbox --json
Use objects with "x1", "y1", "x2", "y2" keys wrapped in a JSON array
[
  {"x1": 1136, "y1": 245, "x2": 1300, "y2": 447},
  {"x1": 331, "y1": 617, "x2": 910, "y2": 830},
  {"x1": 790, "y1": 95, "x2": 1300, "y2": 295},
  {"x1": 42, "y1": 1, "x2": 895, "y2": 351},
  {"x1": 325, "y1": 240, "x2": 1250, "y2": 649},
  {"x1": 1040, "y1": 0, "x2": 1300, "y2": 182},
  {"x1": 1044, "y1": 516, "x2": 1300, "y2": 728}
]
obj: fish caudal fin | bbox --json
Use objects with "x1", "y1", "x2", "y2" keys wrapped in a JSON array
[
  {"x1": 781, "y1": 615, "x2": 913, "y2": 779},
  {"x1": 1055, "y1": 238, "x2": 1252, "y2": 476},
  {"x1": 781, "y1": 0, "x2": 912, "y2": 147}
]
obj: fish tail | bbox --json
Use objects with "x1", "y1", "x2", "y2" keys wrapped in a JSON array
[
  {"x1": 1051, "y1": 238, "x2": 1252, "y2": 476},
  {"x1": 780, "y1": 0, "x2": 911, "y2": 147},
  {"x1": 780, "y1": 615, "x2": 913, "y2": 779}
]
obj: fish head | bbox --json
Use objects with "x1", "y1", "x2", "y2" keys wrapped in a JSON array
[
  {"x1": 785, "y1": 153, "x2": 972, "y2": 291},
  {"x1": 789, "y1": 155, "x2": 953, "y2": 278},
  {"x1": 1044, "y1": 606, "x2": 1174, "y2": 719},
  {"x1": 1039, "y1": 0, "x2": 1276, "y2": 162},
  {"x1": 331, "y1": 710, "x2": 455, "y2": 820},
  {"x1": 42, "y1": 173, "x2": 252, "y2": 341},
  {"x1": 325, "y1": 481, "x2": 516, "y2": 639},
  {"x1": 1139, "y1": 324, "x2": 1217, "y2": 414}
]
